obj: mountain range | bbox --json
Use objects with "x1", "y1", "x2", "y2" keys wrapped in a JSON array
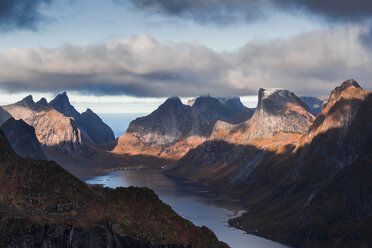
[
  {"x1": 1, "y1": 79, "x2": 370, "y2": 247},
  {"x1": 113, "y1": 96, "x2": 252, "y2": 159},
  {"x1": 167, "y1": 80, "x2": 372, "y2": 248}
]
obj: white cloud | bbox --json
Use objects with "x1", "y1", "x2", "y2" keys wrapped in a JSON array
[{"x1": 0, "y1": 26, "x2": 371, "y2": 99}]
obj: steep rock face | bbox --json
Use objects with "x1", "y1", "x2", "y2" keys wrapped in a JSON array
[
  {"x1": 3, "y1": 95, "x2": 85, "y2": 155},
  {"x1": 300, "y1": 96, "x2": 325, "y2": 116},
  {"x1": 0, "y1": 107, "x2": 11, "y2": 126},
  {"x1": 190, "y1": 96, "x2": 249, "y2": 137},
  {"x1": 247, "y1": 88, "x2": 314, "y2": 139},
  {"x1": 168, "y1": 88, "x2": 311, "y2": 185},
  {"x1": 79, "y1": 108, "x2": 115, "y2": 144},
  {"x1": 48, "y1": 92, "x2": 115, "y2": 144},
  {"x1": 114, "y1": 96, "x2": 250, "y2": 159},
  {"x1": 127, "y1": 97, "x2": 193, "y2": 146},
  {"x1": 0, "y1": 130, "x2": 228, "y2": 248},
  {"x1": 48, "y1": 92, "x2": 80, "y2": 120},
  {"x1": 211, "y1": 88, "x2": 314, "y2": 144},
  {"x1": 1, "y1": 118, "x2": 47, "y2": 160},
  {"x1": 169, "y1": 80, "x2": 372, "y2": 248}
]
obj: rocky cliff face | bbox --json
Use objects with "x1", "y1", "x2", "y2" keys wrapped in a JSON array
[
  {"x1": 189, "y1": 96, "x2": 250, "y2": 137},
  {"x1": 169, "y1": 88, "x2": 313, "y2": 183},
  {"x1": 211, "y1": 88, "x2": 314, "y2": 144},
  {"x1": 2, "y1": 96, "x2": 85, "y2": 155},
  {"x1": 168, "y1": 80, "x2": 372, "y2": 248},
  {"x1": 79, "y1": 108, "x2": 115, "y2": 144},
  {"x1": 114, "y1": 96, "x2": 251, "y2": 159},
  {"x1": 247, "y1": 88, "x2": 314, "y2": 139},
  {"x1": 127, "y1": 97, "x2": 193, "y2": 146},
  {"x1": 49, "y1": 92, "x2": 115, "y2": 144},
  {"x1": 0, "y1": 106, "x2": 11, "y2": 126},
  {"x1": 48, "y1": 92, "x2": 81, "y2": 120},
  {"x1": 1, "y1": 118, "x2": 47, "y2": 160},
  {"x1": 0, "y1": 130, "x2": 228, "y2": 248}
]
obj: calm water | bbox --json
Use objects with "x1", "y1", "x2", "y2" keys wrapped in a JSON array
[
  {"x1": 85, "y1": 170, "x2": 288, "y2": 248},
  {"x1": 98, "y1": 113, "x2": 146, "y2": 138}
]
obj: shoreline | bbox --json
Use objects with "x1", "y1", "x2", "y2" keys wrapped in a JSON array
[{"x1": 84, "y1": 167, "x2": 290, "y2": 248}]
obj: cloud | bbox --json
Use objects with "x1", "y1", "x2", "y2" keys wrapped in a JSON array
[
  {"x1": 127, "y1": 0, "x2": 269, "y2": 25},
  {"x1": 0, "y1": 0, "x2": 55, "y2": 31},
  {"x1": 0, "y1": 27, "x2": 372, "y2": 97},
  {"x1": 127, "y1": 0, "x2": 372, "y2": 24}
]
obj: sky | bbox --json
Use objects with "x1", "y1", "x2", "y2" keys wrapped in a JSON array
[{"x1": 1, "y1": 0, "x2": 372, "y2": 113}]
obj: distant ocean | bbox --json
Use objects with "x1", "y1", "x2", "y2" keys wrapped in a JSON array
[{"x1": 97, "y1": 113, "x2": 147, "y2": 138}]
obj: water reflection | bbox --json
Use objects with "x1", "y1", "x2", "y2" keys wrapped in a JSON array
[{"x1": 85, "y1": 170, "x2": 288, "y2": 248}]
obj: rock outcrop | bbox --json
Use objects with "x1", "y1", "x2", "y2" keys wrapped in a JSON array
[
  {"x1": 3, "y1": 95, "x2": 85, "y2": 155},
  {"x1": 1, "y1": 118, "x2": 47, "y2": 160},
  {"x1": 114, "y1": 96, "x2": 251, "y2": 159},
  {"x1": 0, "y1": 130, "x2": 228, "y2": 248},
  {"x1": 49, "y1": 92, "x2": 115, "y2": 144},
  {"x1": 211, "y1": 88, "x2": 314, "y2": 144}
]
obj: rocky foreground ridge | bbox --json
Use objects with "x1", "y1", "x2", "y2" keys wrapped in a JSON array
[
  {"x1": 0, "y1": 130, "x2": 228, "y2": 248},
  {"x1": 168, "y1": 80, "x2": 372, "y2": 248}
]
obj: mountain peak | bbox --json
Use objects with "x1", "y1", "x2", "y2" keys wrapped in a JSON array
[
  {"x1": 329, "y1": 79, "x2": 362, "y2": 99},
  {"x1": 15, "y1": 95, "x2": 40, "y2": 110},
  {"x1": 22, "y1": 95, "x2": 34, "y2": 103},
  {"x1": 49, "y1": 92, "x2": 80, "y2": 119},
  {"x1": 164, "y1": 96, "x2": 182, "y2": 104},
  {"x1": 256, "y1": 88, "x2": 308, "y2": 115},
  {"x1": 158, "y1": 96, "x2": 184, "y2": 111},
  {"x1": 85, "y1": 108, "x2": 94, "y2": 114},
  {"x1": 339, "y1": 79, "x2": 361, "y2": 90},
  {"x1": 54, "y1": 91, "x2": 69, "y2": 101},
  {"x1": 259, "y1": 88, "x2": 286, "y2": 99},
  {"x1": 36, "y1": 97, "x2": 48, "y2": 106},
  {"x1": 324, "y1": 80, "x2": 364, "y2": 110},
  {"x1": 245, "y1": 88, "x2": 313, "y2": 139}
]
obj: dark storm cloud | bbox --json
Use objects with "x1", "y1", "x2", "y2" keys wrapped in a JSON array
[
  {"x1": 128, "y1": 0, "x2": 266, "y2": 24},
  {"x1": 0, "y1": 0, "x2": 54, "y2": 31},
  {"x1": 128, "y1": 0, "x2": 372, "y2": 24}
]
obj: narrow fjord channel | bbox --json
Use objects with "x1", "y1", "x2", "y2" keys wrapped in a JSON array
[{"x1": 85, "y1": 169, "x2": 288, "y2": 248}]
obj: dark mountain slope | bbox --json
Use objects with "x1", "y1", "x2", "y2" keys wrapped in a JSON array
[
  {"x1": 230, "y1": 81, "x2": 372, "y2": 248},
  {"x1": 0, "y1": 107, "x2": 11, "y2": 126},
  {"x1": 79, "y1": 108, "x2": 116, "y2": 144},
  {"x1": 168, "y1": 80, "x2": 372, "y2": 248},
  {"x1": 0, "y1": 130, "x2": 228, "y2": 248},
  {"x1": 1, "y1": 118, "x2": 47, "y2": 160}
]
